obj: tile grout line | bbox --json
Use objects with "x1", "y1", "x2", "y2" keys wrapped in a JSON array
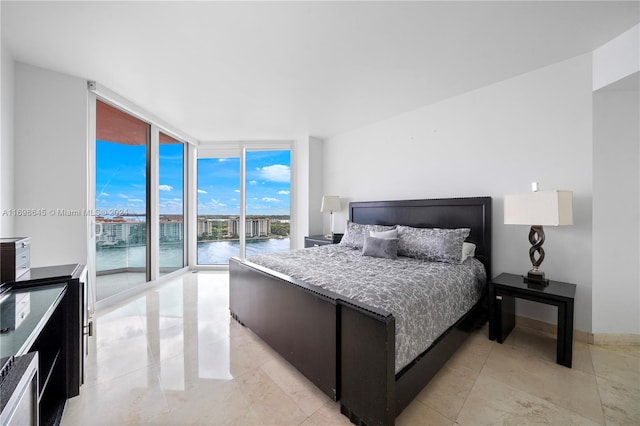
[
  {"x1": 586, "y1": 345, "x2": 609, "y2": 426},
  {"x1": 452, "y1": 338, "x2": 495, "y2": 425}
]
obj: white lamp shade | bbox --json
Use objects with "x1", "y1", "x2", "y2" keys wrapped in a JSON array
[
  {"x1": 321, "y1": 195, "x2": 341, "y2": 213},
  {"x1": 504, "y1": 190, "x2": 573, "y2": 226}
]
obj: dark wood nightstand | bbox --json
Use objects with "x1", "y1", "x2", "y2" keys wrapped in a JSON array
[
  {"x1": 488, "y1": 272, "x2": 576, "y2": 367},
  {"x1": 304, "y1": 234, "x2": 343, "y2": 248}
]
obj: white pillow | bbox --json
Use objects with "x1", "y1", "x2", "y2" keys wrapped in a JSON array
[
  {"x1": 461, "y1": 242, "x2": 476, "y2": 262},
  {"x1": 370, "y1": 228, "x2": 398, "y2": 239}
]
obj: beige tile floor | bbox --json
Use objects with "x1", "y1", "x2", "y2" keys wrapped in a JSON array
[{"x1": 63, "y1": 272, "x2": 640, "y2": 425}]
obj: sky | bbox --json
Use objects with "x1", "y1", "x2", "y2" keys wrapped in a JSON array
[
  {"x1": 96, "y1": 141, "x2": 290, "y2": 216},
  {"x1": 197, "y1": 150, "x2": 291, "y2": 216}
]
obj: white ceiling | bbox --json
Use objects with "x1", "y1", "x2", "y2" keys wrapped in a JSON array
[{"x1": 2, "y1": 1, "x2": 638, "y2": 141}]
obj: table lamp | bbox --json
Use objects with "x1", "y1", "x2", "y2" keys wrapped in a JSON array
[
  {"x1": 504, "y1": 187, "x2": 573, "y2": 285},
  {"x1": 320, "y1": 195, "x2": 341, "y2": 238}
]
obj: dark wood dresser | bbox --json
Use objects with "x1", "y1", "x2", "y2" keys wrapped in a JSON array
[{"x1": 1, "y1": 264, "x2": 87, "y2": 425}]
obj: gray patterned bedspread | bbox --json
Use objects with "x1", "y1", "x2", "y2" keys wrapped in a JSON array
[{"x1": 247, "y1": 245, "x2": 486, "y2": 373}]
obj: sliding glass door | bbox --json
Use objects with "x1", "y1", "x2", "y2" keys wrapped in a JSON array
[
  {"x1": 95, "y1": 100, "x2": 149, "y2": 301},
  {"x1": 95, "y1": 100, "x2": 189, "y2": 301},
  {"x1": 196, "y1": 145, "x2": 291, "y2": 265}
]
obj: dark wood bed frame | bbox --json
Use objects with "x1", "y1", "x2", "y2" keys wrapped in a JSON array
[{"x1": 229, "y1": 197, "x2": 492, "y2": 426}]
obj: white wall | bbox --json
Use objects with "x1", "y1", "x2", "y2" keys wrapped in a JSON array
[
  {"x1": 0, "y1": 39, "x2": 15, "y2": 236},
  {"x1": 291, "y1": 136, "x2": 309, "y2": 250},
  {"x1": 14, "y1": 62, "x2": 88, "y2": 266},
  {"x1": 291, "y1": 136, "x2": 324, "y2": 248},
  {"x1": 592, "y1": 24, "x2": 639, "y2": 338},
  {"x1": 593, "y1": 85, "x2": 640, "y2": 334},
  {"x1": 593, "y1": 24, "x2": 639, "y2": 91},
  {"x1": 308, "y1": 137, "x2": 324, "y2": 236},
  {"x1": 592, "y1": 80, "x2": 639, "y2": 335},
  {"x1": 324, "y1": 54, "x2": 594, "y2": 332}
]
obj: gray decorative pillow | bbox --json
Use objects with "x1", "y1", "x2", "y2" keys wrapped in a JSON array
[
  {"x1": 339, "y1": 222, "x2": 396, "y2": 249},
  {"x1": 362, "y1": 236, "x2": 399, "y2": 259},
  {"x1": 397, "y1": 226, "x2": 471, "y2": 264}
]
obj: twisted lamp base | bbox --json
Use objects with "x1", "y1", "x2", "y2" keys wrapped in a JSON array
[{"x1": 527, "y1": 225, "x2": 549, "y2": 285}]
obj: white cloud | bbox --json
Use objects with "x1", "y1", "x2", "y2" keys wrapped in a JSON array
[
  {"x1": 278, "y1": 190, "x2": 290, "y2": 195},
  {"x1": 159, "y1": 200, "x2": 182, "y2": 210},
  {"x1": 262, "y1": 197, "x2": 280, "y2": 203},
  {"x1": 235, "y1": 189, "x2": 240, "y2": 193},
  {"x1": 249, "y1": 180, "x2": 258, "y2": 185},
  {"x1": 197, "y1": 189, "x2": 208, "y2": 194},
  {"x1": 99, "y1": 192, "x2": 110, "y2": 197},
  {"x1": 118, "y1": 194, "x2": 129, "y2": 199},
  {"x1": 159, "y1": 184, "x2": 173, "y2": 191},
  {"x1": 259, "y1": 164, "x2": 290, "y2": 183},
  {"x1": 129, "y1": 198, "x2": 144, "y2": 203}
]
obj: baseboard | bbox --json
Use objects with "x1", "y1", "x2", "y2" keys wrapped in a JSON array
[
  {"x1": 591, "y1": 333, "x2": 640, "y2": 345},
  {"x1": 515, "y1": 315, "x2": 639, "y2": 345}
]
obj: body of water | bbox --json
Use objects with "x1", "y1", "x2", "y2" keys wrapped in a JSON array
[
  {"x1": 96, "y1": 238, "x2": 291, "y2": 270},
  {"x1": 197, "y1": 238, "x2": 291, "y2": 264}
]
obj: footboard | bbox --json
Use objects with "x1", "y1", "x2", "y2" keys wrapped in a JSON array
[
  {"x1": 229, "y1": 257, "x2": 338, "y2": 399},
  {"x1": 339, "y1": 300, "x2": 396, "y2": 426},
  {"x1": 229, "y1": 257, "x2": 399, "y2": 424},
  {"x1": 339, "y1": 294, "x2": 485, "y2": 426}
]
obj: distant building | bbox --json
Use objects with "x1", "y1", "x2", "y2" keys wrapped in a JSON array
[
  {"x1": 228, "y1": 217, "x2": 271, "y2": 237},
  {"x1": 96, "y1": 216, "x2": 183, "y2": 245},
  {"x1": 197, "y1": 217, "x2": 211, "y2": 236},
  {"x1": 197, "y1": 217, "x2": 229, "y2": 237},
  {"x1": 96, "y1": 216, "x2": 138, "y2": 245},
  {"x1": 272, "y1": 219, "x2": 290, "y2": 223},
  {"x1": 160, "y1": 216, "x2": 183, "y2": 241}
]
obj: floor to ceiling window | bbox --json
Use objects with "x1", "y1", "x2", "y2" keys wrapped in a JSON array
[
  {"x1": 196, "y1": 145, "x2": 291, "y2": 265},
  {"x1": 94, "y1": 98, "x2": 190, "y2": 302},
  {"x1": 159, "y1": 132, "x2": 185, "y2": 275},
  {"x1": 244, "y1": 149, "x2": 291, "y2": 257},
  {"x1": 197, "y1": 151, "x2": 242, "y2": 265},
  {"x1": 95, "y1": 100, "x2": 149, "y2": 301}
]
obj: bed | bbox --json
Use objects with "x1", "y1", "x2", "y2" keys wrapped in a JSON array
[{"x1": 229, "y1": 197, "x2": 492, "y2": 426}]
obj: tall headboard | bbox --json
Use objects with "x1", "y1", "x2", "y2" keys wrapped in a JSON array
[{"x1": 349, "y1": 197, "x2": 492, "y2": 279}]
